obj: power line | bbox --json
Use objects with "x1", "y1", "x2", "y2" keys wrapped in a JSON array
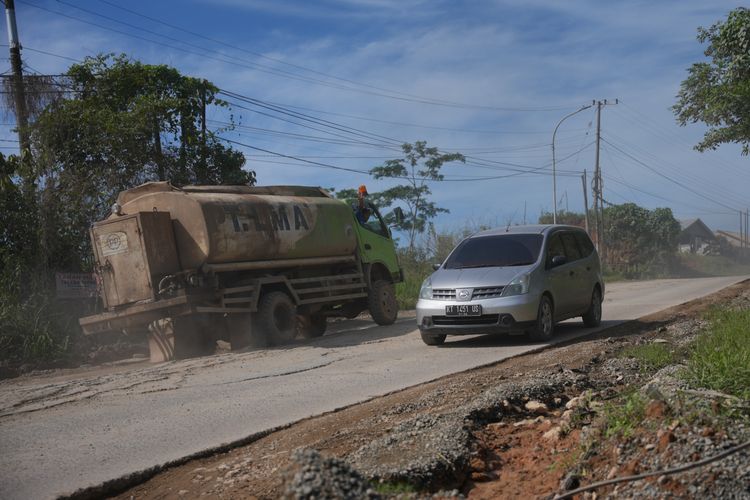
[
  {"x1": 21, "y1": 0, "x2": 577, "y2": 112},
  {"x1": 601, "y1": 137, "x2": 741, "y2": 212},
  {"x1": 603, "y1": 130, "x2": 749, "y2": 209}
]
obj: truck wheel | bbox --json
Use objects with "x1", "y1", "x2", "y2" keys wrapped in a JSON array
[
  {"x1": 582, "y1": 288, "x2": 602, "y2": 327},
  {"x1": 298, "y1": 314, "x2": 327, "y2": 339},
  {"x1": 528, "y1": 295, "x2": 554, "y2": 342},
  {"x1": 257, "y1": 291, "x2": 297, "y2": 345},
  {"x1": 420, "y1": 332, "x2": 446, "y2": 346},
  {"x1": 368, "y1": 280, "x2": 398, "y2": 325}
]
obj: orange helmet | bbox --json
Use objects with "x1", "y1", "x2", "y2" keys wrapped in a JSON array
[{"x1": 358, "y1": 185, "x2": 368, "y2": 195}]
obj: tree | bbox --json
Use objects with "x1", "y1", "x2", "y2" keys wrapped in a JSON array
[
  {"x1": 27, "y1": 54, "x2": 253, "y2": 269},
  {"x1": 673, "y1": 7, "x2": 750, "y2": 154},
  {"x1": 603, "y1": 203, "x2": 680, "y2": 276},
  {"x1": 369, "y1": 141, "x2": 465, "y2": 251},
  {"x1": 538, "y1": 210, "x2": 587, "y2": 227}
]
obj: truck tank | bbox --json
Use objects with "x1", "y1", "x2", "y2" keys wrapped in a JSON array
[{"x1": 113, "y1": 182, "x2": 358, "y2": 270}]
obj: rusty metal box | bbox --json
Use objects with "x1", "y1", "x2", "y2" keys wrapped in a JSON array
[{"x1": 91, "y1": 212, "x2": 180, "y2": 310}]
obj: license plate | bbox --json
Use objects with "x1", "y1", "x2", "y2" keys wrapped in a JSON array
[{"x1": 445, "y1": 304, "x2": 482, "y2": 316}]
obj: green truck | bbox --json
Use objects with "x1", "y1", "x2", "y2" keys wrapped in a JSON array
[{"x1": 79, "y1": 182, "x2": 403, "y2": 362}]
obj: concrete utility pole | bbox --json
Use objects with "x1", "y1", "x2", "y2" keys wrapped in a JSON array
[
  {"x1": 592, "y1": 98, "x2": 618, "y2": 263},
  {"x1": 745, "y1": 209, "x2": 749, "y2": 257},
  {"x1": 582, "y1": 169, "x2": 590, "y2": 234},
  {"x1": 740, "y1": 211, "x2": 745, "y2": 251},
  {"x1": 3, "y1": 0, "x2": 30, "y2": 158}
]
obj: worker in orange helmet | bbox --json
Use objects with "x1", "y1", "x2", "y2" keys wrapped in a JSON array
[{"x1": 355, "y1": 184, "x2": 372, "y2": 224}]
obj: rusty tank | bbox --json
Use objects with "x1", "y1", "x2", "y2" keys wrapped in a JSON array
[{"x1": 112, "y1": 182, "x2": 358, "y2": 270}]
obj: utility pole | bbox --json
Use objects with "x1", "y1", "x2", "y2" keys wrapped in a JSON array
[
  {"x1": 592, "y1": 98, "x2": 618, "y2": 264},
  {"x1": 3, "y1": 0, "x2": 30, "y2": 159},
  {"x1": 582, "y1": 169, "x2": 590, "y2": 234},
  {"x1": 740, "y1": 211, "x2": 744, "y2": 251},
  {"x1": 593, "y1": 101, "x2": 602, "y2": 254}
]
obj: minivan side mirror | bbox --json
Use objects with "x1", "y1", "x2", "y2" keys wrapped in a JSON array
[
  {"x1": 551, "y1": 255, "x2": 567, "y2": 267},
  {"x1": 432, "y1": 263, "x2": 442, "y2": 271}
]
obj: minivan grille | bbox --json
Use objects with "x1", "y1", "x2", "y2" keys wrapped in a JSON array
[
  {"x1": 432, "y1": 288, "x2": 456, "y2": 300},
  {"x1": 430, "y1": 287, "x2": 504, "y2": 300},
  {"x1": 472, "y1": 287, "x2": 505, "y2": 299}
]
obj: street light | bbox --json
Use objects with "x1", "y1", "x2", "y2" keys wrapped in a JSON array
[{"x1": 552, "y1": 103, "x2": 593, "y2": 224}]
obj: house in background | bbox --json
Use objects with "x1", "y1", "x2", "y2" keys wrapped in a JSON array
[{"x1": 678, "y1": 218, "x2": 715, "y2": 254}]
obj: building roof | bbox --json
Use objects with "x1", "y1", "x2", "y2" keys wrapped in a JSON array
[{"x1": 678, "y1": 218, "x2": 715, "y2": 241}]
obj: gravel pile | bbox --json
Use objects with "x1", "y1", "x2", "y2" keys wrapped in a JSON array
[
  {"x1": 347, "y1": 372, "x2": 580, "y2": 491},
  {"x1": 282, "y1": 448, "x2": 379, "y2": 500},
  {"x1": 603, "y1": 413, "x2": 750, "y2": 499}
]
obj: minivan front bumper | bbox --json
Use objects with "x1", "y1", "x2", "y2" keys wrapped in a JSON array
[{"x1": 416, "y1": 292, "x2": 540, "y2": 336}]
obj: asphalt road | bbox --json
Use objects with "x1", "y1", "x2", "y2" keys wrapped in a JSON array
[{"x1": 0, "y1": 275, "x2": 746, "y2": 499}]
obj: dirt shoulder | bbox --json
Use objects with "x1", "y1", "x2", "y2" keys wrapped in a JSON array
[{"x1": 92, "y1": 280, "x2": 750, "y2": 500}]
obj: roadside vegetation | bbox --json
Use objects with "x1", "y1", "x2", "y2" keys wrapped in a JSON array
[{"x1": 683, "y1": 307, "x2": 750, "y2": 400}]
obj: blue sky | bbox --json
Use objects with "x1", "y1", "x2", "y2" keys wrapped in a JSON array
[{"x1": 3, "y1": 0, "x2": 748, "y2": 238}]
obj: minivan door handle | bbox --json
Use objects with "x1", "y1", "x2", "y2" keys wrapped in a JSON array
[{"x1": 364, "y1": 243, "x2": 372, "y2": 250}]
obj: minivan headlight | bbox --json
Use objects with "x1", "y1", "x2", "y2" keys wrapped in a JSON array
[
  {"x1": 419, "y1": 278, "x2": 433, "y2": 299},
  {"x1": 503, "y1": 273, "x2": 530, "y2": 297}
]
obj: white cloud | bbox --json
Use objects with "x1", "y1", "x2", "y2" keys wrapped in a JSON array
[{"x1": 4, "y1": 0, "x2": 747, "y2": 233}]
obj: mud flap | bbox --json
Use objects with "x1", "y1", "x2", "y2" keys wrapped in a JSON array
[
  {"x1": 227, "y1": 314, "x2": 253, "y2": 350},
  {"x1": 147, "y1": 316, "x2": 215, "y2": 362},
  {"x1": 148, "y1": 318, "x2": 175, "y2": 362}
]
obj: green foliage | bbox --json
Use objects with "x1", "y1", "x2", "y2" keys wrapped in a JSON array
[
  {"x1": 1, "y1": 54, "x2": 253, "y2": 365},
  {"x1": 684, "y1": 308, "x2": 750, "y2": 400},
  {"x1": 0, "y1": 292, "x2": 76, "y2": 363},
  {"x1": 603, "y1": 203, "x2": 680, "y2": 277},
  {"x1": 394, "y1": 247, "x2": 436, "y2": 310},
  {"x1": 603, "y1": 389, "x2": 647, "y2": 438},
  {"x1": 620, "y1": 343, "x2": 676, "y2": 373},
  {"x1": 538, "y1": 210, "x2": 588, "y2": 227},
  {"x1": 673, "y1": 7, "x2": 750, "y2": 154},
  {"x1": 369, "y1": 141, "x2": 465, "y2": 251},
  {"x1": 374, "y1": 481, "x2": 417, "y2": 495}
]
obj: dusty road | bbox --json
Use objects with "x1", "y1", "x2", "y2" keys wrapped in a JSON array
[{"x1": 0, "y1": 275, "x2": 746, "y2": 499}]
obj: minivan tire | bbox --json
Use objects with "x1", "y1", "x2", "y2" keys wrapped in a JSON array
[
  {"x1": 529, "y1": 295, "x2": 554, "y2": 341},
  {"x1": 582, "y1": 288, "x2": 602, "y2": 327},
  {"x1": 421, "y1": 332, "x2": 446, "y2": 346}
]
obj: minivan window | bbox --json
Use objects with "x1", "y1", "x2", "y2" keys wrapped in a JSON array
[
  {"x1": 561, "y1": 232, "x2": 582, "y2": 261},
  {"x1": 546, "y1": 233, "x2": 565, "y2": 267},
  {"x1": 444, "y1": 234, "x2": 543, "y2": 269},
  {"x1": 575, "y1": 231, "x2": 595, "y2": 257}
]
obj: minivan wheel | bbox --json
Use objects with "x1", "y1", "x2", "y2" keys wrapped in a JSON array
[
  {"x1": 421, "y1": 332, "x2": 447, "y2": 346},
  {"x1": 582, "y1": 288, "x2": 602, "y2": 327},
  {"x1": 529, "y1": 295, "x2": 554, "y2": 341}
]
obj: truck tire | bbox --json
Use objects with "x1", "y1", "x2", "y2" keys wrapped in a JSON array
[
  {"x1": 420, "y1": 332, "x2": 446, "y2": 346},
  {"x1": 528, "y1": 295, "x2": 554, "y2": 342},
  {"x1": 368, "y1": 280, "x2": 398, "y2": 325},
  {"x1": 298, "y1": 314, "x2": 327, "y2": 339},
  {"x1": 257, "y1": 291, "x2": 297, "y2": 345}
]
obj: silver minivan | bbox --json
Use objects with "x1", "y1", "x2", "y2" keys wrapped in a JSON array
[{"x1": 416, "y1": 225, "x2": 603, "y2": 345}]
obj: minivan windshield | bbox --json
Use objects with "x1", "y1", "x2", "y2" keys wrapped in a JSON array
[{"x1": 443, "y1": 234, "x2": 543, "y2": 269}]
